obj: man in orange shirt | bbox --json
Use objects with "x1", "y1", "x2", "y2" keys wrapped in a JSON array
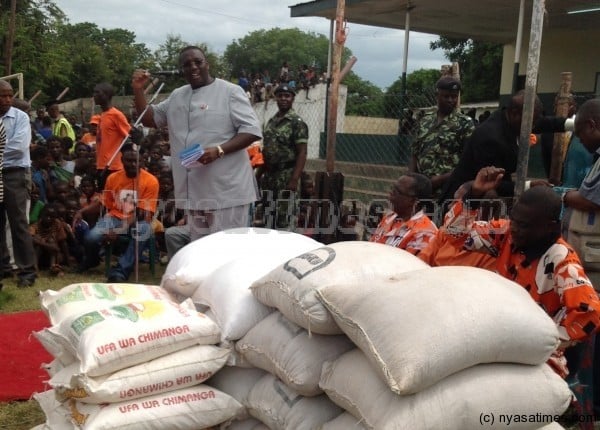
[
  {"x1": 93, "y1": 82, "x2": 130, "y2": 189},
  {"x1": 368, "y1": 173, "x2": 437, "y2": 256},
  {"x1": 443, "y1": 166, "x2": 600, "y2": 350},
  {"x1": 73, "y1": 143, "x2": 158, "y2": 282}
]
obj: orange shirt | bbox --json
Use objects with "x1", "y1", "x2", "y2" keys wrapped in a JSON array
[
  {"x1": 102, "y1": 169, "x2": 159, "y2": 221},
  {"x1": 443, "y1": 200, "x2": 600, "y2": 343},
  {"x1": 247, "y1": 143, "x2": 264, "y2": 168},
  {"x1": 96, "y1": 107, "x2": 130, "y2": 171},
  {"x1": 369, "y1": 210, "x2": 437, "y2": 256},
  {"x1": 419, "y1": 228, "x2": 497, "y2": 271}
]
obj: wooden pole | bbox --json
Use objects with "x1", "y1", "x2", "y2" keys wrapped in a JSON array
[
  {"x1": 515, "y1": 0, "x2": 545, "y2": 198},
  {"x1": 451, "y1": 62, "x2": 461, "y2": 108},
  {"x1": 339, "y1": 56, "x2": 357, "y2": 82},
  {"x1": 56, "y1": 87, "x2": 70, "y2": 102},
  {"x1": 325, "y1": 0, "x2": 346, "y2": 173},
  {"x1": 28, "y1": 90, "x2": 42, "y2": 104},
  {"x1": 548, "y1": 72, "x2": 573, "y2": 185}
]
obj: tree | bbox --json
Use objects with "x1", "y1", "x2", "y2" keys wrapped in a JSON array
[
  {"x1": 430, "y1": 37, "x2": 502, "y2": 102},
  {"x1": 344, "y1": 72, "x2": 384, "y2": 116},
  {"x1": 384, "y1": 68, "x2": 439, "y2": 117},
  {"x1": 0, "y1": 0, "x2": 67, "y2": 99},
  {"x1": 223, "y1": 27, "x2": 383, "y2": 115},
  {"x1": 224, "y1": 28, "x2": 330, "y2": 81}
]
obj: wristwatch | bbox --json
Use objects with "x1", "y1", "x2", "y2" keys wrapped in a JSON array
[{"x1": 216, "y1": 145, "x2": 225, "y2": 158}]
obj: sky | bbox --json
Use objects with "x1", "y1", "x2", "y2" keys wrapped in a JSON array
[{"x1": 53, "y1": 0, "x2": 447, "y2": 90}]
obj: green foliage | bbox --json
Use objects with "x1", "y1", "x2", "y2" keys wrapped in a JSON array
[
  {"x1": 430, "y1": 36, "x2": 502, "y2": 102},
  {"x1": 1, "y1": 0, "x2": 432, "y2": 123},
  {"x1": 384, "y1": 68, "x2": 440, "y2": 116},
  {"x1": 224, "y1": 28, "x2": 330, "y2": 81},
  {"x1": 344, "y1": 72, "x2": 385, "y2": 116}
]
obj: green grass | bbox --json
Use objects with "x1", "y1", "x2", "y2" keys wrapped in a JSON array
[{"x1": 0, "y1": 263, "x2": 165, "y2": 430}]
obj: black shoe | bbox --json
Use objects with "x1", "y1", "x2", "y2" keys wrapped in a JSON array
[{"x1": 17, "y1": 277, "x2": 35, "y2": 288}]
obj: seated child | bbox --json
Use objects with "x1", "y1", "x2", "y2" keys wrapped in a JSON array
[{"x1": 30, "y1": 203, "x2": 70, "y2": 276}]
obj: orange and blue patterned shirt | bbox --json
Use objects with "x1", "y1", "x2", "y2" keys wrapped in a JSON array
[
  {"x1": 443, "y1": 200, "x2": 600, "y2": 344},
  {"x1": 369, "y1": 209, "x2": 438, "y2": 256}
]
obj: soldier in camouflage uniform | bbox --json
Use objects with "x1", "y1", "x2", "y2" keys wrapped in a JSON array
[
  {"x1": 409, "y1": 76, "x2": 474, "y2": 199},
  {"x1": 257, "y1": 83, "x2": 308, "y2": 229}
]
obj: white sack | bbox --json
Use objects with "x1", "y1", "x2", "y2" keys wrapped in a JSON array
[
  {"x1": 208, "y1": 366, "x2": 268, "y2": 419},
  {"x1": 162, "y1": 227, "x2": 321, "y2": 299},
  {"x1": 35, "y1": 386, "x2": 243, "y2": 430},
  {"x1": 316, "y1": 266, "x2": 560, "y2": 394},
  {"x1": 40, "y1": 283, "x2": 173, "y2": 325},
  {"x1": 50, "y1": 344, "x2": 229, "y2": 403},
  {"x1": 319, "y1": 349, "x2": 572, "y2": 430},
  {"x1": 236, "y1": 312, "x2": 354, "y2": 396},
  {"x1": 193, "y1": 250, "x2": 326, "y2": 341},
  {"x1": 250, "y1": 241, "x2": 428, "y2": 334},
  {"x1": 35, "y1": 298, "x2": 220, "y2": 377},
  {"x1": 247, "y1": 373, "x2": 342, "y2": 430}
]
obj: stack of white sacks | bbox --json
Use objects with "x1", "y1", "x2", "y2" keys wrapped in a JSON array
[
  {"x1": 32, "y1": 281, "x2": 243, "y2": 429},
  {"x1": 31, "y1": 227, "x2": 573, "y2": 429},
  {"x1": 237, "y1": 239, "x2": 571, "y2": 430}
]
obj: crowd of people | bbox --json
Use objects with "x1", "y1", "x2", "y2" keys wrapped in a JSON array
[
  {"x1": 21, "y1": 100, "x2": 174, "y2": 281},
  {"x1": 0, "y1": 48, "x2": 321, "y2": 289},
  {"x1": 237, "y1": 61, "x2": 325, "y2": 104}
]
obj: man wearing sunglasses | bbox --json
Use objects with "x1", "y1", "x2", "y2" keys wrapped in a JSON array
[{"x1": 368, "y1": 172, "x2": 437, "y2": 256}]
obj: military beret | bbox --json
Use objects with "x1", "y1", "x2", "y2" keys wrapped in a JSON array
[
  {"x1": 436, "y1": 76, "x2": 462, "y2": 92},
  {"x1": 274, "y1": 83, "x2": 295, "y2": 95}
]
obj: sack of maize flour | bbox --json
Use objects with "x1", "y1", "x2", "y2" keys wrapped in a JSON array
[
  {"x1": 162, "y1": 227, "x2": 321, "y2": 299},
  {"x1": 316, "y1": 266, "x2": 559, "y2": 394},
  {"x1": 40, "y1": 283, "x2": 174, "y2": 325},
  {"x1": 208, "y1": 366, "x2": 268, "y2": 419},
  {"x1": 236, "y1": 312, "x2": 354, "y2": 396},
  {"x1": 35, "y1": 298, "x2": 220, "y2": 377},
  {"x1": 250, "y1": 241, "x2": 428, "y2": 335},
  {"x1": 35, "y1": 385, "x2": 243, "y2": 430},
  {"x1": 191, "y1": 256, "x2": 281, "y2": 342},
  {"x1": 50, "y1": 344, "x2": 229, "y2": 403},
  {"x1": 319, "y1": 349, "x2": 571, "y2": 430},
  {"x1": 247, "y1": 373, "x2": 342, "y2": 430},
  {"x1": 320, "y1": 412, "x2": 367, "y2": 430}
]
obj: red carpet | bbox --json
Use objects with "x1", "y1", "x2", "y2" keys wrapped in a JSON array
[{"x1": 0, "y1": 310, "x2": 53, "y2": 402}]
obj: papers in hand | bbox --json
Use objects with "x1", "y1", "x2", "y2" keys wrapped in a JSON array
[{"x1": 179, "y1": 144, "x2": 204, "y2": 168}]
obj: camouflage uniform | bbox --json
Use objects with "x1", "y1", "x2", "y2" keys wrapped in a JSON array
[
  {"x1": 260, "y1": 109, "x2": 308, "y2": 228},
  {"x1": 411, "y1": 110, "x2": 474, "y2": 179}
]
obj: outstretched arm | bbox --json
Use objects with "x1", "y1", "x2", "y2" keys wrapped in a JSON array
[{"x1": 131, "y1": 69, "x2": 158, "y2": 129}]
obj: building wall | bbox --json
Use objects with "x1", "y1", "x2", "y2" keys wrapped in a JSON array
[{"x1": 501, "y1": 28, "x2": 600, "y2": 101}]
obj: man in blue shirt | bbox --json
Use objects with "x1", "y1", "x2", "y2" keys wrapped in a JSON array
[{"x1": 0, "y1": 79, "x2": 37, "y2": 287}]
